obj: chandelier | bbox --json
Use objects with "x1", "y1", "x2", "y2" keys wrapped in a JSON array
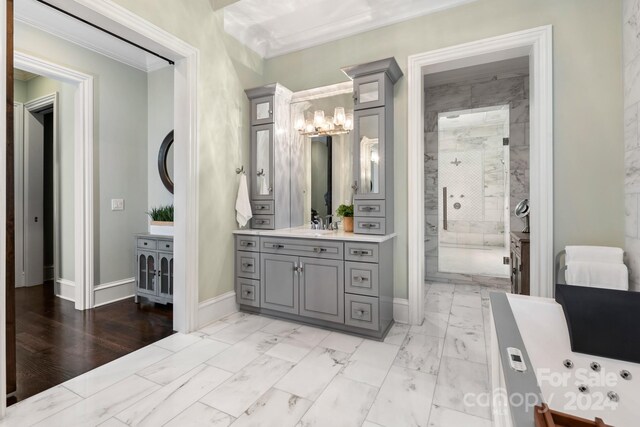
[{"x1": 295, "y1": 107, "x2": 354, "y2": 138}]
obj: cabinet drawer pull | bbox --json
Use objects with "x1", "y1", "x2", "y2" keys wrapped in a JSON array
[
  {"x1": 143, "y1": 242, "x2": 148, "y2": 246},
  {"x1": 272, "y1": 244, "x2": 284, "y2": 249},
  {"x1": 165, "y1": 244, "x2": 170, "y2": 248},
  {"x1": 256, "y1": 205, "x2": 267, "y2": 210},
  {"x1": 361, "y1": 223, "x2": 378, "y2": 229},
  {"x1": 356, "y1": 309, "x2": 368, "y2": 316},
  {"x1": 354, "y1": 276, "x2": 369, "y2": 282},
  {"x1": 240, "y1": 241, "x2": 255, "y2": 247},
  {"x1": 242, "y1": 263, "x2": 253, "y2": 269},
  {"x1": 362, "y1": 206, "x2": 376, "y2": 211},
  {"x1": 256, "y1": 220, "x2": 268, "y2": 225},
  {"x1": 352, "y1": 249, "x2": 372, "y2": 256},
  {"x1": 313, "y1": 247, "x2": 327, "y2": 253},
  {"x1": 243, "y1": 290, "x2": 253, "y2": 296}
]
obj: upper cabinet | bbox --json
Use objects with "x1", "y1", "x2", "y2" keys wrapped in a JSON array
[
  {"x1": 245, "y1": 84, "x2": 296, "y2": 230},
  {"x1": 342, "y1": 58, "x2": 403, "y2": 235},
  {"x1": 251, "y1": 95, "x2": 274, "y2": 125}
]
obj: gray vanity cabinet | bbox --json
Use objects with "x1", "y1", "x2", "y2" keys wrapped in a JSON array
[
  {"x1": 261, "y1": 253, "x2": 299, "y2": 314},
  {"x1": 135, "y1": 234, "x2": 174, "y2": 305},
  {"x1": 342, "y1": 57, "x2": 403, "y2": 236},
  {"x1": 245, "y1": 83, "x2": 297, "y2": 230},
  {"x1": 298, "y1": 257, "x2": 344, "y2": 323}
]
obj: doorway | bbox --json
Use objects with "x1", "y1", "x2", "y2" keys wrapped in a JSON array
[{"x1": 406, "y1": 26, "x2": 554, "y2": 325}]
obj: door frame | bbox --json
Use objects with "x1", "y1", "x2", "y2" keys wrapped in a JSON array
[
  {"x1": 22, "y1": 93, "x2": 58, "y2": 289},
  {"x1": 16, "y1": 52, "x2": 94, "y2": 310},
  {"x1": 406, "y1": 26, "x2": 554, "y2": 325},
  {"x1": 2, "y1": 0, "x2": 200, "y2": 415}
]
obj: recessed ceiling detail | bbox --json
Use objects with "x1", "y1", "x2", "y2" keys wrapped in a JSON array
[{"x1": 223, "y1": 0, "x2": 478, "y2": 58}]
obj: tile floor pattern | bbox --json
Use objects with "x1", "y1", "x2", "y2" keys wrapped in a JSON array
[{"x1": 1, "y1": 282, "x2": 508, "y2": 427}]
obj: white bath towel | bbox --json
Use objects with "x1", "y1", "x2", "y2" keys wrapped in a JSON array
[
  {"x1": 565, "y1": 246, "x2": 624, "y2": 265},
  {"x1": 565, "y1": 261, "x2": 629, "y2": 290},
  {"x1": 235, "y1": 174, "x2": 252, "y2": 227}
]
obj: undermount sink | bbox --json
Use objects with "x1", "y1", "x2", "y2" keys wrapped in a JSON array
[{"x1": 292, "y1": 228, "x2": 337, "y2": 236}]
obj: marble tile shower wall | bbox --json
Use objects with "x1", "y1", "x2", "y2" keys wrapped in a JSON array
[
  {"x1": 623, "y1": 0, "x2": 640, "y2": 291},
  {"x1": 424, "y1": 73, "x2": 530, "y2": 282},
  {"x1": 438, "y1": 124, "x2": 507, "y2": 248}
]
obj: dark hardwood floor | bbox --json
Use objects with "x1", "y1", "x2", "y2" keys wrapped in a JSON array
[{"x1": 10, "y1": 282, "x2": 174, "y2": 404}]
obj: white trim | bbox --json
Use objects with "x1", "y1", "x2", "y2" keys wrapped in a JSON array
[
  {"x1": 198, "y1": 291, "x2": 238, "y2": 328},
  {"x1": 393, "y1": 298, "x2": 409, "y2": 324},
  {"x1": 290, "y1": 81, "x2": 353, "y2": 102},
  {"x1": 13, "y1": 101, "x2": 24, "y2": 288},
  {"x1": 94, "y1": 276, "x2": 135, "y2": 291},
  {"x1": 407, "y1": 26, "x2": 554, "y2": 325},
  {"x1": 56, "y1": 278, "x2": 76, "y2": 302},
  {"x1": 93, "y1": 277, "x2": 135, "y2": 307},
  {"x1": 15, "y1": 52, "x2": 95, "y2": 311}
]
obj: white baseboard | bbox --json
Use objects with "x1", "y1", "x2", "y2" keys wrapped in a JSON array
[
  {"x1": 393, "y1": 298, "x2": 409, "y2": 324},
  {"x1": 56, "y1": 278, "x2": 75, "y2": 302},
  {"x1": 198, "y1": 291, "x2": 238, "y2": 328},
  {"x1": 93, "y1": 277, "x2": 135, "y2": 307}
]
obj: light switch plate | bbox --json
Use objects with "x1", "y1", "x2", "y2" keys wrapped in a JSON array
[{"x1": 111, "y1": 198, "x2": 124, "y2": 211}]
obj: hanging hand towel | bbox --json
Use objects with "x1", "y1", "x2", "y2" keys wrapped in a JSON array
[
  {"x1": 236, "y1": 174, "x2": 252, "y2": 227},
  {"x1": 565, "y1": 261, "x2": 629, "y2": 290}
]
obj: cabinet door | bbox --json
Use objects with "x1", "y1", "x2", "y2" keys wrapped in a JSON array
[
  {"x1": 353, "y1": 107, "x2": 386, "y2": 200},
  {"x1": 251, "y1": 124, "x2": 274, "y2": 200},
  {"x1": 137, "y1": 251, "x2": 157, "y2": 295},
  {"x1": 251, "y1": 95, "x2": 274, "y2": 125},
  {"x1": 299, "y1": 257, "x2": 344, "y2": 324},
  {"x1": 261, "y1": 253, "x2": 299, "y2": 314},
  {"x1": 158, "y1": 252, "x2": 173, "y2": 299},
  {"x1": 353, "y1": 74, "x2": 386, "y2": 110}
]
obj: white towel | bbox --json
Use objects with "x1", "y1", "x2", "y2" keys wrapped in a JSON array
[
  {"x1": 565, "y1": 246, "x2": 623, "y2": 264},
  {"x1": 235, "y1": 174, "x2": 252, "y2": 227},
  {"x1": 565, "y1": 261, "x2": 629, "y2": 290}
]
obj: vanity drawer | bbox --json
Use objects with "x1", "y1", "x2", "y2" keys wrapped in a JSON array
[
  {"x1": 251, "y1": 200, "x2": 274, "y2": 215},
  {"x1": 236, "y1": 235, "x2": 259, "y2": 252},
  {"x1": 261, "y1": 237, "x2": 343, "y2": 260},
  {"x1": 345, "y1": 262, "x2": 379, "y2": 297},
  {"x1": 157, "y1": 240, "x2": 173, "y2": 251},
  {"x1": 345, "y1": 242, "x2": 379, "y2": 263},
  {"x1": 354, "y1": 200, "x2": 385, "y2": 217},
  {"x1": 345, "y1": 293, "x2": 379, "y2": 331},
  {"x1": 354, "y1": 217, "x2": 386, "y2": 235},
  {"x1": 252, "y1": 215, "x2": 274, "y2": 229},
  {"x1": 137, "y1": 238, "x2": 157, "y2": 250},
  {"x1": 236, "y1": 251, "x2": 260, "y2": 280},
  {"x1": 236, "y1": 277, "x2": 260, "y2": 307}
]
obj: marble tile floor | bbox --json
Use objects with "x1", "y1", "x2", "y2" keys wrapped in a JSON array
[{"x1": 2, "y1": 282, "x2": 508, "y2": 427}]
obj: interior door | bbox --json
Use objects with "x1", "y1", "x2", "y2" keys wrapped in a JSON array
[
  {"x1": 298, "y1": 257, "x2": 344, "y2": 323},
  {"x1": 260, "y1": 253, "x2": 298, "y2": 314},
  {"x1": 23, "y1": 109, "x2": 44, "y2": 287}
]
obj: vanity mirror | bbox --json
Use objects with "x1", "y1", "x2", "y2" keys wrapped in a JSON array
[
  {"x1": 291, "y1": 91, "x2": 354, "y2": 225},
  {"x1": 158, "y1": 130, "x2": 174, "y2": 194}
]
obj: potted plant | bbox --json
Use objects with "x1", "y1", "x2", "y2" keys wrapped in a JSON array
[
  {"x1": 148, "y1": 205, "x2": 174, "y2": 236},
  {"x1": 336, "y1": 204, "x2": 354, "y2": 232}
]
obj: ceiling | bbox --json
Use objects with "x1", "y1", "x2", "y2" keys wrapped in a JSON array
[
  {"x1": 14, "y1": 68, "x2": 39, "y2": 82},
  {"x1": 15, "y1": 0, "x2": 169, "y2": 72},
  {"x1": 223, "y1": 0, "x2": 478, "y2": 58}
]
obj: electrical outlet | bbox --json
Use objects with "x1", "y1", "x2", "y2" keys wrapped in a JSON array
[{"x1": 111, "y1": 198, "x2": 124, "y2": 211}]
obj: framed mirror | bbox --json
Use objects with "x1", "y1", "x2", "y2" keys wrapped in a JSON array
[{"x1": 158, "y1": 130, "x2": 174, "y2": 194}]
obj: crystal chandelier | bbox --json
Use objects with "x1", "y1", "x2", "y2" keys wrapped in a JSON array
[{"x1": 295, "y1": 107, "x2": 354, "y2": 137}]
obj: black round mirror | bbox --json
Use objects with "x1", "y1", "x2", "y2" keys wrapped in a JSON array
[{"x1": 158, "y1": 130, "x2": 174, "y2": 194}]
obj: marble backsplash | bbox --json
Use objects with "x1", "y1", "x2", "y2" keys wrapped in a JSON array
[{"x1": 623, "y1": 0, "x2": 640, "y2": 291}]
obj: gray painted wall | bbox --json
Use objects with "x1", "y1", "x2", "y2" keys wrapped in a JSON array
[
  {"x1": 624, "y1": 0, "x2": 640, "y2": 291},
  {"x1": 16, "y1": 21, "x2": 149, "y2": 287},
  {"x1": 147, "y1": 66, "x2": 174, "y2": 211},
  {"x1": 262, "y1": 0, "x2": 624, "y2": 298}
]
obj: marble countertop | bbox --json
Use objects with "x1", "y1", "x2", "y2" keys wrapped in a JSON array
[{"x1": 233, "y1": 226, "x2": 397, "y2": 243}]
